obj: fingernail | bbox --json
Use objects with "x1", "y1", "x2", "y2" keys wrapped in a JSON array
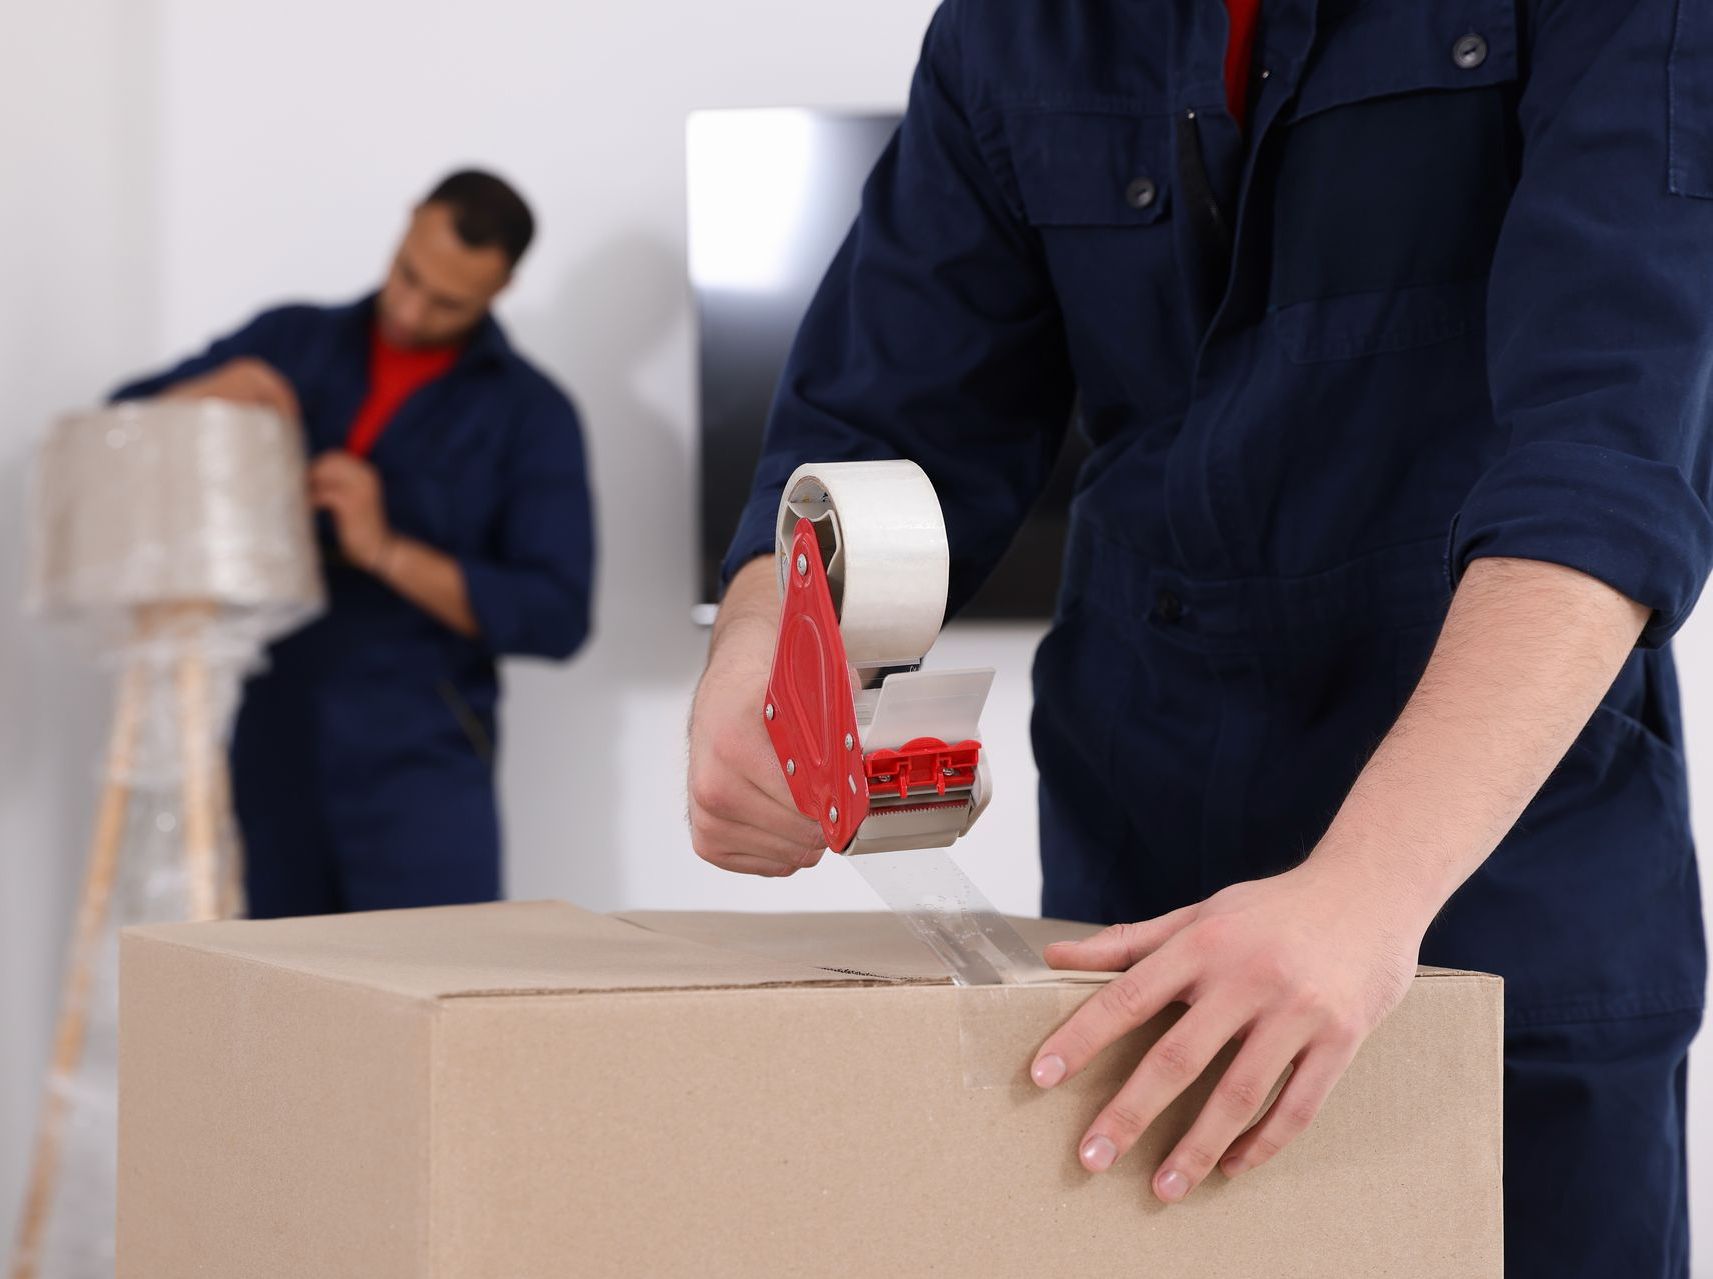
[
  {"x1": 1156, "y1": 1169, "x2": 1190, "y2": 1202},
  {"x1": 1220, "y1": 1156, "x2": 1245, "y2": 1179},
  {"x1": 1031, "y1": 1054, "x2": 1066, "y2": 1088},
  {"x1": 1080, "y1": 1135, "x2": 1117, "y2": 1172}
]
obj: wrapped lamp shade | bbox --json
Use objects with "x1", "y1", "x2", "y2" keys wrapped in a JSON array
[{"x1": 26, "y1": 400, "x2": 323, "y2": 628}]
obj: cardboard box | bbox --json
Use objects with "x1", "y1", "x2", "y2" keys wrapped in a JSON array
[{"x1": 118, "y1": 901, "x2": 1502, "y2": 1277}]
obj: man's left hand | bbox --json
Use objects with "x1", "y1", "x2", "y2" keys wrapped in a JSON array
[
  {"x1": 1030, "y1": 858, "x2": 1426, "y2": 1204},
  {"x1": 308, "y1": 451, "x2": 392, "y2": 572}
]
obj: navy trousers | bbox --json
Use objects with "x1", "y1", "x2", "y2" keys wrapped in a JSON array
[{"x1": 229, "y1": 666, "x2": 501, "y2": 919}]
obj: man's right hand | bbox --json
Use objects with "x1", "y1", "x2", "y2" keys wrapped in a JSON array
[
  {"x1": 161, "y1": 356, "x2": 301, "y2": 424},
  {"x1": 688, "y1": 556, "x2": 828, "y2": 876}
]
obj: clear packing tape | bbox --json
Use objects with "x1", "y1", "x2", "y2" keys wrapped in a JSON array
[
  {"x1": 13, "y1": 402, "x2": 324, "y2": 1279},
  {"x1": 851, "y1": 848, "x2": 1052, "y2": 987}
]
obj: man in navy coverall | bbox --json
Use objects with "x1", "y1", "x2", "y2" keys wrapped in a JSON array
[
  {"x1": 115, "y1": 171, "x2": 595, "y2": 919},
  {"x1": 686, "y1": 2, "x2": 1711, "y2": 1273}
]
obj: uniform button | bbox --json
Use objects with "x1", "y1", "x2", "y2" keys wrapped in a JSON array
[
  {"x1": 1452, "y1": 33, "x2": 1488, "y2": 70},
  {"x1": 1125, "y1": 176, "x2": 1158, "y2": 211},
  {"x1": 1154, "y1": 590, "x2": 1183, "y2": 623}
]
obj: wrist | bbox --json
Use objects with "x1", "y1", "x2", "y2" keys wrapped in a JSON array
[
  {"x1": 705, "y1": 622, "x2": 776, "y2": 699},
  {"x1": 368, "y1": 532, "x2": 403, "y2": 581},
  {"x1": 708, "y1": 558, "x2": 779, "y2": 665},
  {"x1": 1296, "y1": 831, "x2": 1443, "y2": 945}
]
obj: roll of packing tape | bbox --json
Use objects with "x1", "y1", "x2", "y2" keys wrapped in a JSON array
[{"x1": 776, "y1": 461, "x2": 949, "y2": 670}]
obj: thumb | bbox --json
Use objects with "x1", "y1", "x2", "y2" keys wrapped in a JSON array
[{"x1": 1044, "y1": 905, "x2": 1199, "y2": 972}]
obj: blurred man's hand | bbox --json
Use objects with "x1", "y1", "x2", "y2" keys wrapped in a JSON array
[
  {"x1": 160, "y1": 356, "x2": 301, "y2": 424},
  {"x1": 308, "y1": 452, "x2": 392, "y2": 571},
  {"x1": 687, "y1": 557, "x2": 827, "y2": 876}
]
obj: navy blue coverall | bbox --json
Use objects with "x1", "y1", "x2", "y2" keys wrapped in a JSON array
[
  {"x1": 724, "y1": 1, "x2": 1712, "y2": 1272},
  {"x1": 115, "y1": 295, "x2": 594, "y2": 917}
]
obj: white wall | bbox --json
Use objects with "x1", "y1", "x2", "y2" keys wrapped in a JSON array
[
  {"x1": 1676, "y1": 612, "x2": 1712, "y2": 1265},
  {"x1": 2, "y1": 0, "x2": 1708, "y2": 1269},
  {"x1": 0, "y1": 0, "x2": 164, "y2": 1260}
]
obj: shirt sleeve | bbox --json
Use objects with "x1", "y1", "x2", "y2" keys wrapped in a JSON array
[
  {"x1": 720, "y1": 1, "x2": 1075, "y2": 614},
  {"x1": 1448, "y1": 0, "x2": 1713, "y2": 646},
  {"x1": 457, "y1": 389, "x2": 596, "y2": 661},
  {"x1": 109, "y1": 306, "x2": 303, "y2": 402}
]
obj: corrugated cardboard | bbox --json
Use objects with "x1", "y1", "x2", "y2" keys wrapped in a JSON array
[{"x1": 118, "y1": 901, "x2": 1502, "y2": 1277}]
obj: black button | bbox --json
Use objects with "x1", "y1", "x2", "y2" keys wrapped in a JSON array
[
  {"x1": 1154, "y1": 590, "x2": 1183, "y2": 623},
  {"x1": 1125, "y1": 176, "x2": 1158, "y2": 211},
  {"x1": 1452, "y1": 33, "x2": 1488, "y2": 70}
]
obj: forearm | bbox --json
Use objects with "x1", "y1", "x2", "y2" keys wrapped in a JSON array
[
  {"x1": 374, "y1": 535, "x2": 480, "y2": 639},
  {"x1": 1309, "y1": 555, "x2": 1650, "y2": 929},
  {"x1": 709, "y1": 556, "x2": 778, "y2": 667}
]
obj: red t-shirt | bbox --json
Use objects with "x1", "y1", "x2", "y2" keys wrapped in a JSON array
[
  {"x1": 1223, "y1": 0, "x2": 1262, "y2": 128},
  {"x1": 345, "y1": 326, "x2": 462, "y2": 458}
]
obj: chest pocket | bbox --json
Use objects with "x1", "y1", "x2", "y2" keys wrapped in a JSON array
[
  {"x1": 1268, "y1": 0, "x2": 1521, "y2": 363},
  {"x1": 1002, "y1": 109, "x2": 1188, "y2": 379}
]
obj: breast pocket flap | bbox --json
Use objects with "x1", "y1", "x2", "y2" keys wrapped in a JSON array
[
  {"x1": 1287, "y1": 0, "x2": 1519, "y2": 124},
  {"x1": 1004, "y1": 111, "x2": 1173, "y2": 228}
]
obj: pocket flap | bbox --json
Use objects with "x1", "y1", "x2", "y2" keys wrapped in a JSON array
[
  {"x1": 1287, "y1": 0, "x2": 1519, "y2": 123},
  {"x1": 1004, "y1": 111, "x2": 1172, "y2": 227}
]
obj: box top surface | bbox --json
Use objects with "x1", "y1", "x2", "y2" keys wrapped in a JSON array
[
  {"x1": 123, "y1": 900, "x2": 1495, "y2": 1002},
  {"x1": 124, "y1": 901, "x2": 1112, "y2": 1000}
]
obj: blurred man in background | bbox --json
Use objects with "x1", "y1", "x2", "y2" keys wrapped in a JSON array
[{"x1": 113, "y1": 169, "x2": 595, "y2": 917}]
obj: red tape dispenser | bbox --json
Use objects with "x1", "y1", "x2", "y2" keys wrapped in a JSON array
[{"x1": 762, "y1": 461, "x2": 993, "y2": 856}]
